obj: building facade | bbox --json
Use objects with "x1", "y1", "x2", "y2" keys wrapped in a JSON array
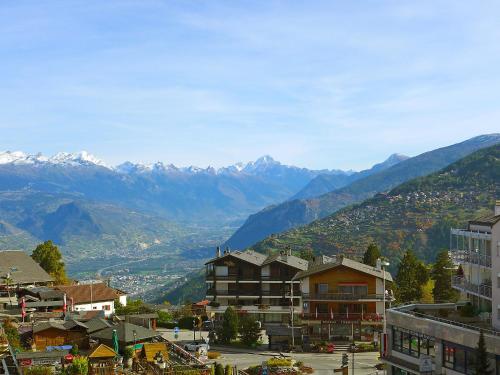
[
  {"x1": 450, "y1": 200, "x2": 500, "y2": 330},
  {"x1": 384, "y1": 202, "x2": 500, "y2": 374},
  {"x1": 294, "y1": 255, "x2": 392, "y2": 342},
  {"x1": 205, "y1": 248, "x2": 307, "y2": 324}
]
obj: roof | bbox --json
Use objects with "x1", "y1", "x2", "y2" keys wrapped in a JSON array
[
  {"x1": 56, "y1": 283, "x2": 123, "y2": 304},
  {"x1": 33, "y1": 320, "x2": 88, "y2": 333},
  {"x1": 24, "y1": 286, "x2": 64, "y2": 300},
  {"x1": 193, "y1": 300, "x2": 210, "y2": 306},
  {"x1": 84, "y1": 317, "x2": 113, "y2": 334},
  {"x1": 294, "y1": 255, "x2": 393, "y2": 282},
  {"x1": 205, "y1": 249, "x2": 308, "y2": 270},
  {"x1": 262, "y1": 253, "x2": 309, "y2": 270},
  {"x1": 0, "y1": 251, "x2": 52, "y2": 285},
  {"x1": 142, "y1": 343, "x2": 169, "y2": 362},
  {"x1": 26, "y1": 300, "x2": 64, "y2": 308},
  {"x1": 89, "y1": 344, "x2": 117, "y2": 359},
  {"x1": 16, "y1": 350, "x2": 69, "y2": 360},
  {"x1": 90, "y1": 322, "x2": 158, "y2": 344},
  {"x1": 469, "y1": 214, "x2": 500, "y2": 226}
]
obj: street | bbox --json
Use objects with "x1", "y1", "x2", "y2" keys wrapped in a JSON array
[{"x1": 158, "y1": 329, "x2": 383, "y2": 375}]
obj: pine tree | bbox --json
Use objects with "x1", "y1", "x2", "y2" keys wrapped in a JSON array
[
  {"x1": 475, "y1": 330, "x2": 492, "y2": 375},
  {"x1": 431, "y1": 250, "x2": 459, "y2": 303},
  {"x1": 217, "y1": 306, "x2": 239, "y2": 344},
  {"x1": 31, "y1": 240, "x2": 68, "y2": 284},
  {"x1": 362, "y1": 243, "x2": 381, "y2": 267},
  {"x1": 239, "y1": 314, "x2": 261, "y2": 346},
  {"x1": 395, "y1": 250, "x2": 429, "y2": 303},
  {"x1": 214, "y1": 363, "x2": 224, "y2": 375}
]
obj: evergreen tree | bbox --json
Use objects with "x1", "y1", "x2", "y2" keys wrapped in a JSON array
[
  {"x1": 431, "y1": 250, "x2": 459, "y2": 303},
  {"x1": 395, "y1": 250, "x2": 429, "y2": 303},
  {"x1": 31, "y1": 240, "x2": 68, "y2": 284},
  {"x1": 214, "y1": 363, "x2": 224, "y2": 375},
  {"x1": 362, "y1": 243, "x2": 381, "y2": 267},
  {"x1": 217, "y1": 306, "x2": 238, "y2": 344},
  {"x1": 239, "y1": 314, "x2": 261, "y2": 346},
  {"x1": 475, "y1": 331, "x2": 492, "y2": 375}
]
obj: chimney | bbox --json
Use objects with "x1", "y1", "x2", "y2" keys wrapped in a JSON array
[
  {"x1": 216, "y1": 246, "x2": 221, "y2": 258},
  {"x1": 495, "y1": 200, "x2": 500, "y2": 216},
  {"x1": 376, "y1": 258, "x2": 382, "y2": 271}
]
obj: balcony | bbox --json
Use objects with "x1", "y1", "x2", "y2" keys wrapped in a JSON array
[
  {"x1": 450, "y1": 250, "x2": 492, "y2": 268},
  {"x1": 452, "y1": 276, "x2": 492, "y2": 299},
  {"x1": 301, "y1": 312, "x2": 383, "y2": 322},
  {"x1": 206, "y1": 304, "x2": 297, "y2": 314},
  {"x1": 206, "y1": 289, "x2": 260, "y2": 297},
  {"x1": 302, "y1": 293, "x2": 385, "y2": 301}
]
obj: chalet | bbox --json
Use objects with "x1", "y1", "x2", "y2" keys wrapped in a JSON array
[
  {"x1": 56, "y1": 283, "x2": 127, "y2": 316},
  {"x1": 90, "y1": 322, "x2": 159, "y2": 351},
  {"x1": 205, "y1": 248, "x2": 308, "y2": 325},
  {"x1": 88, "y1": 344, "x2": 117, "y2": 375},
  {"x1": 19, "y1": 286, "x2": 65, "y2": 313},
  {"x1": 32, "y1": 319, "x2": 89, "y2": 350},
  {"x1": 294, "y1": 254, "x2": 393, "y2": 342},
  {"x1": 0, "y1": 251, "x2": 52, "y2": 287}
]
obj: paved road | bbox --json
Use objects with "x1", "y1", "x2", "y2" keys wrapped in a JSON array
[{"x1": 158, "y1": 329, "x2": 382, "y2": 375}]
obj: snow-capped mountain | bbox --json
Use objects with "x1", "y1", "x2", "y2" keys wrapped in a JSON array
[{"x1": 0, "y1": 150, "x2": 106, "y2": 167}]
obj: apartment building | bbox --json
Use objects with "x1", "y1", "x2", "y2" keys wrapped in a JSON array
[
  {"x1": 383, "y1": 202, "x2": 500, "y2": 374},
  {"x1": 450, "y1": 200, "x2": 500, "y2": 329},
  {"x1": 294, "y1": 255, "x2": 392, "y2": 342},
  {"x1": 205, "y1": 248, "x2": 308, "y2": 324}
]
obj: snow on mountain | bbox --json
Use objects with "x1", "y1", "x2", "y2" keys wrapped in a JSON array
[
  {"x1": 0, "y1": 151, "x2": 48, "y2": 165},
  {"x1": 48, "y1": 151, "x2": 107, "y2": 167}
]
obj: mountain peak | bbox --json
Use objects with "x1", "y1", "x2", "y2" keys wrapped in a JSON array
[{"x1": 49, "y1": 151, "x2": 106, "y2": 167}]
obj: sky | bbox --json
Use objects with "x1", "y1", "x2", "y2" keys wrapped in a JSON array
[{"x1": 0, "y1": 1, "x2": 499, "y2": 170}]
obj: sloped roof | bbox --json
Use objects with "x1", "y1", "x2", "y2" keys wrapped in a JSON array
[
  {"x1": 262, "y1": 253, "x2": 309, "y2": 270},
  {"x1": 142, "y1": 342, "x2": 169, "y2": 362},
  {"x1": 469, "y1": 214, "x2": 500, "y2": 226},
  {"x1": 89, "y1": 344, "x2": 117, "y2": 359},
  {"x1": 56, "y1": 283, "x2": 122, "y2": 304},
  {"x1": 85, "y1": 317, "x2": 113, "y2": 334},
  {"x1": 90, "y1": 322, "x2": 158, "y2": 344},
  {"x1": 33, "y1": 319, "x2": 88, "y2": 333},
  {"x1": 0, "y1": 251, "x2": 52, "y2": 285},
  {"x1": 294, "y1": 255, "x2": 393, "y2": 282},
  {"x1": 206, "y1": 249, "x2": 308, "y2": 270}
]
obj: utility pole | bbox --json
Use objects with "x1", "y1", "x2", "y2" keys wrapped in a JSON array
[{"x1": 290, "y1": 280, "x2": 295, "y2": 350}]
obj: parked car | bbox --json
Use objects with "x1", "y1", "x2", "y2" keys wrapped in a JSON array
[{"x1": 184, "y1": 341, "x2": 210, "y2": 352}]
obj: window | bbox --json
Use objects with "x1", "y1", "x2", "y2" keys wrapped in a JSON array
[
  {"x1": 93, "y1": 306, "x2": 97, "y2": 310},
  {"x1": 392, "y1": 367, "x2": 417, "y2": 375},
  {"x1": 102, "y1": 305, "x2": 111, "y2": 311},
  {"x1": 317, "y1": 283, "x2": 328, "y2": 294},
  {"x1": 316, "y1": 303, "x2": 328, "y2": 313},
  {"x1": 443, "y1": 341, "x2": 481, "y2": 374},
  {"x1": 392, "y1": 326, "x2": 435, "y2": 358}
]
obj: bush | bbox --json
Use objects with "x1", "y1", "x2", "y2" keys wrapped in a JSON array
[
  {"x1": 66, "y1": 356, "x2": 88, "y2": 375},
  {"x1": 123, "y1": 346, "x2": 135, "y2": 359},
  {"x1": 295, "y1": 361, "x2": 303, "y2": 368},
  {"x1": 267, "y1": 358, "x2": 292, "y2": 367},
  {"x1": 214, "y1": 362, "x2": 224, "y2": 375},
  {"x1": 24, "y1": 366, "x2": 53, "y2": 375},
  {"x1": 239, "y1": 315, "x2": 261, "y2": 347},
  {"x1": 179, "y1": 316, "x2": 196, "y2": 329},
  {"x1": 158, "y1": 321, "x2": 177, "y2": 329},
  {"x1": 224, "y1": 364, "x2": 232, "y2": 375},
  {"x1": 208, "y1": 351, "x2": 221, "y2": 359},
  {"x1": 70, "y1": 344, "x2": 79, "y2": 355},
  {"x1": 356, "y1": 343, "x2": 377, "y2": 352},
  {"x1": 460, "y1": 302, "x2": 477, "y2": 317}
]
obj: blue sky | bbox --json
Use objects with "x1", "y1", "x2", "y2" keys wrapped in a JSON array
[{"x1": 1, "y1": 1, "x2": 499, "y2": 170}]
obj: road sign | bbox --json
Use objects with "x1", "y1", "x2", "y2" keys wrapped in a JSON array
[
  {"x1": 419, "y1": 355, "x2": 433, "y2": 372},
  {"x1": 64, "y1": 354, "x2": 74, "y2": 362}
]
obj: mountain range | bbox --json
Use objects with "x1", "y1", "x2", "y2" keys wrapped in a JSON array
[
  {"x1": 159, "y1": 140, "x2": 500, "y2": 304},
  {"x1": 225, "y1": 134, "x2": 500, "y2": 250}
]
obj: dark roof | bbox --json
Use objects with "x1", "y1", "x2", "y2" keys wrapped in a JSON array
[
  {"x1": 84, "y1": 317, "x2": 113, "y2": 334},
  {"x1": 205, "y1": 249, "x2": 308, "y2": 270},
  {"x1": 33, "y1": 319, "x2": 87, "y2": 333},
  {"x1": 90, "y1": 322, "x2": 158, "y2": 344},
  {"x1": 469, "y1": 214, "x2": 500, "y2": 226},
  {"x1": 16, "y1": 350, "x2": 69, "y2": 360},
  {"x1": 25, "y1": 286, "x2": 65, "y2": 300},
  {"x1": 294, "y1": 255, "x2": 393, "y2": 282},
  {"x1": 26, "y1": 300, "x2": 64, "y2": 308},
  {"x1": 0, "y1": 251, "x2": 52, "y2": 285},
  {"x1": 56, "y1": 283, "x2": 123, "y2": 304},
  {"x1": 262, "y1": 253, "x2": 309, "y2": 270}
]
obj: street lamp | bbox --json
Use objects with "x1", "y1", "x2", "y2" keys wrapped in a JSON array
[
  {"x1": 349, "y1": 343, "x2": 358, "y2": 375},
  {"x1": 380, "y1": 259, "x2": 390, "y2": 335}
]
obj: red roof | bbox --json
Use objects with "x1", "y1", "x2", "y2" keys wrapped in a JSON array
[
  {"x1": 193, "y1": 300, "x2": 210, "y2": 306},
  {"x1": 56, "y1": 283, "x2": 124, "y2": 304}
]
